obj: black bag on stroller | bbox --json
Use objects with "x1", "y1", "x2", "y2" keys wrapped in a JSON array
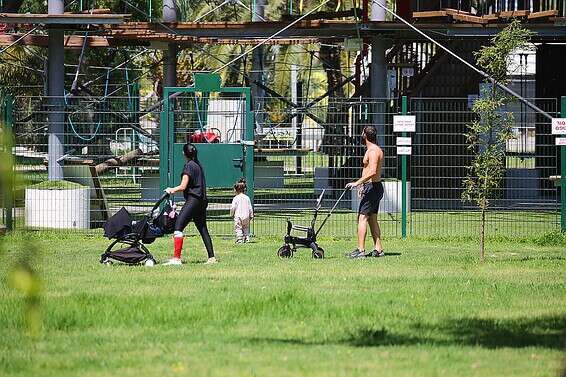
[{"x1": 100, "y1": 194, "x2": 177, "y2": 265}]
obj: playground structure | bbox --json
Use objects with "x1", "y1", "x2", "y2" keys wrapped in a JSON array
[{"x1": 1, "y1": 0, "x2": 565, "y2": 237}]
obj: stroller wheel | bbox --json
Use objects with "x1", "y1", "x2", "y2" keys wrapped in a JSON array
[
  {"x1": 101, "y1": 258, "x2": 113, "y2": 265},
  {"x1": 312, "y1": 247, "x2": 324, "y2": 259},
  {"x1": 277, "y1": 244, "x2": 292, "y2": 259}
]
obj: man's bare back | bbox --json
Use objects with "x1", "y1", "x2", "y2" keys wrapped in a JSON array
[{"x1": 361, "y1": 144, "x2": 383, "y2": 183}]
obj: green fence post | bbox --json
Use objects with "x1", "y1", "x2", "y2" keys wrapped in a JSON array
[
  {"x1": 159, "y1": 90, "x2": 171, "y2": 193},
  {"x1": 3, "y1": 95, "x2": 14, "y2": 232},
  {"x1": 244, "y1": 87, "x2": 254, "y2": 206},
  {"x1": 561, "y1": 96, "x2": 566, "y2": 232},
  {"x1": 401, "y1": 96, "x2": 408, "y2": 239}
]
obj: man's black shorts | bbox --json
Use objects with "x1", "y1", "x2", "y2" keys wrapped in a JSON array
[{"x1": 358, "y1": 182, "x2": 384, "y2": 216}]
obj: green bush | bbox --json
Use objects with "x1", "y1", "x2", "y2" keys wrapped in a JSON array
[{"x1": 27, "y1": 180, "x2": 86, "y2": 190}]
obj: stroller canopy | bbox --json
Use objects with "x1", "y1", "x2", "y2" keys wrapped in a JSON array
[{"x1": 103, "y1": 207, "x2": 133, "y2": 239}]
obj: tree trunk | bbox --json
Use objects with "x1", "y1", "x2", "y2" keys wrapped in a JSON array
[
  {"x1": 95, "y1": 148, "x2": 144, "y2": 175},
  {"x1": 319, "y1": 44, "x2": 348, "y2": 192},
  {"x1": 480, "y1": 208, "x2": 486, "y2": 262}
]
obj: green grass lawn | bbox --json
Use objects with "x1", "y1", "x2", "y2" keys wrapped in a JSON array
[{"x1": 1, "y1": 232, "x2": 565, "y2": 377}]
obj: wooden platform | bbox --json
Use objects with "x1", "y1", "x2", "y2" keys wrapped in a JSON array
[
  {"x1": 499, "y1": 10, "x2": 530, "y2": 18},
  {"x1": 0, "y1": 12, "x2": 127, "y2": 25},
  {"x1": 528, "y1": 10, "x2": 558, "y2": 20},
  {"x1": 413, "y1": 8, "x2": 561, "y2": 24},
  {"x1": 2, "y1": 16, "x2": 566, "y2": 48}
]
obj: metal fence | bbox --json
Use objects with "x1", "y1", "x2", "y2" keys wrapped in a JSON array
[{"x1": 2, "y1": 94, "x2": 563, "y2": 239}]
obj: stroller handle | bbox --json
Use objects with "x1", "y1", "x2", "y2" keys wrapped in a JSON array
[{"x1": 150, "y1": 193, "x2": 171, "y2": 213}]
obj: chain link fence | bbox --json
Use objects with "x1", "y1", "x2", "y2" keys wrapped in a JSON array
[{"x1": 2, "y1": 94, "x2": 562, "y2": 239}]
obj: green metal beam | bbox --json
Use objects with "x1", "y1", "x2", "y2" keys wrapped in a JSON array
[
  {"x1": 561, "y1": 96, "x2": 566, "y2": 232},
  {"x1": 2, "y1": 94, "x2": 14, "y2": 231},
  {"x1": 401, "y1": 96, "x2": 407, "y2": 239}
]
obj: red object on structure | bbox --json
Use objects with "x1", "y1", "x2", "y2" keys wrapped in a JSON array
[
  {"x1": 190, "y1": 129, "x2": 221, "y2": 143},
  {"x1": 396, "y1": 0, "x2": 411, "y2": 21}
]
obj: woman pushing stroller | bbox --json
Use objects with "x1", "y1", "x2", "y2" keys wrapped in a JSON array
[{"x1": 162, "y1": 143, "x2": 217, "y2": 265}]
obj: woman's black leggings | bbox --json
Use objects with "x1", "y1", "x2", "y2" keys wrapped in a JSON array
[{"x1": 174, "y1": 197, "x2": 214, "y2": 258}]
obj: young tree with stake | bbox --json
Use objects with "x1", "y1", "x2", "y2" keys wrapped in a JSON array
[{"x1": 462, "y1": 19, "x2": 534, "y2": 261}]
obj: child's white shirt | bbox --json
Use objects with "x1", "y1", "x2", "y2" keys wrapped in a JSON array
[{"x1": 230, "y1": 193, "x2": 253, "y2": 220}]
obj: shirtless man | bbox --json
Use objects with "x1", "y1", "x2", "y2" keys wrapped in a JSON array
[{"x1": 345, "y1": 125, "x2": 385, "y2": 259}]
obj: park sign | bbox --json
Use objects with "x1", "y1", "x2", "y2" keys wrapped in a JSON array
[
  {"x1": 397, "y1": 146, "x2": 412, "y2": 155},
  {"x1": 393, "y1": 115, "x2": 416, "y2": 133},
  {"x1": 556, "y1": 137, "x2": 566, "y2": 146},
  {"x1": 552, "y1": 118, "x2": 566, "y2": 135}
]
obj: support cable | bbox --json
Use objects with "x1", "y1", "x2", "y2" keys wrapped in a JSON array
[
  {"x1": 193, "y1": 0, "x2": 232, "y2": 22},
  {"x1": 0, "y1": 26, "x2": 40, "y2": 55},
  {"x1": 211, "y1": 0, "x2": 330, "y2": 74}
]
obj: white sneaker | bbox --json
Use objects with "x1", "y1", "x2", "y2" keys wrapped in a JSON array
[
  {"x1": 162, "y1": 258, "x2": 182, "y2": 266},
  {"x1": 205, "y1": 257, "x2": 218, "y2": 264}
]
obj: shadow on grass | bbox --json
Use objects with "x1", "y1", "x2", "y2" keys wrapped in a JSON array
[
  {"x1": 384, "y1": 252, "x2": 402, "y2": 257},
  {"x1": 244, "y1": 315, "x2": 566, "y2": 350}
]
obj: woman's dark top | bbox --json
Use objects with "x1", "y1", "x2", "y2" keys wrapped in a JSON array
[{"x1": 181, "y1": 160, "x2": 206, "y2": 200}]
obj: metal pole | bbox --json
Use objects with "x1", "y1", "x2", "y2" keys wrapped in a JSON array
[
  {"x1": 48, "y1": 0, "x2": 65, "y2": 180},
  {"x1": 163, "y1": 0, "x2": 177, "y2": 90},
  {"x1": 401, "y1": 95, "x2": 407, "y2": 238},
  {"x1": 371, "y1": 0, "x2": 387, "y2": 147},
  {"x1": 371, "y1": 36, "x2": 387, "y2": 147},
  {"x1": 291, "y1": 64, "x2": 298, "y2": 171},
  {"x1": 251, "y1": 0, "x2": 266, "y2": 134},
  {"x1": 561, "y1": 96, "x2": 566, "y2": 232},
  {"x1": 296, "y1": 80, "x2": 303, "y2": 175}
]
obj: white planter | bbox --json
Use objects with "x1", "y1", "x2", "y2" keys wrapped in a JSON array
[
  {"x1": 351, "y1": 181, "x2": 411, "y2": 214},
  {"x1": 25, "y1": 188, "x2": 90, "y2": 229}
]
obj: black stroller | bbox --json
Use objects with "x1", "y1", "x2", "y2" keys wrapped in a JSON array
[
  {"x1": 100, "y1": 193, "x2": 177, "y2": 265},
  {"x1": 277, "y1": 189, "x2": 348, "y2": 259}
]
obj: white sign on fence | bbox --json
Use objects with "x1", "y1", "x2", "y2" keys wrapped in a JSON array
[
  {"x1": 396, "y1": 136, "x2": 412, "y2": 146},
  {"x1": 552, "y1": 118, "x2": 566, "y2": 135},
  {"x1": 556, "y1": 137, "x2": 566, "y2": 146},
  {"x1": 397, "y1": 146, "x2": 412, "y2": 155},
  {"x1": 393, "y1": 115, "x2": 416, "y2": 133}
]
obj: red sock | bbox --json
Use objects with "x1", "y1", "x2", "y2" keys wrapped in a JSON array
[{"x1": 173, "y1": 236, "x2": 184, "y2": 259}]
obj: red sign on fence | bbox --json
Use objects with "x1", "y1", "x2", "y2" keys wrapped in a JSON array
[{"x1": 552, "y1": 118, "x2": 566, "y2": 135}]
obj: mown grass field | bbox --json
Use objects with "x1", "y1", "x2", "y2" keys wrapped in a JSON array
[{"x1": 1, "y1": 231, "x2": 565, "y2": 377}]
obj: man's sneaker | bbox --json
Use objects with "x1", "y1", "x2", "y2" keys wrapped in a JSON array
[
  {"x1": 205, "y1": 257, "x2": 218, "y2": 264},
  {"x1": 346, "y1": 249, "x2": 366, "y2": 259},
  {"x1": 365, "y1": 249, "x2": 385, "y2": 258},
  {"x1": 162, "y1": 258, "x2": 182, "y2": 266}
]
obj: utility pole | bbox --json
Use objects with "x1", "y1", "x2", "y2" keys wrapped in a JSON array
[
  {"x1": 251, "y1": 0, "x2": 266, "y2": 134},
  {"x1": 47, "y1": 0, "x2": 65, "y2": 180},
  {"x1": 370, "y1": 0, "x2": 388, "y2": 147},
  {"x1": 163, "y1": 0, "x2": 177, "y2": 90}
]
